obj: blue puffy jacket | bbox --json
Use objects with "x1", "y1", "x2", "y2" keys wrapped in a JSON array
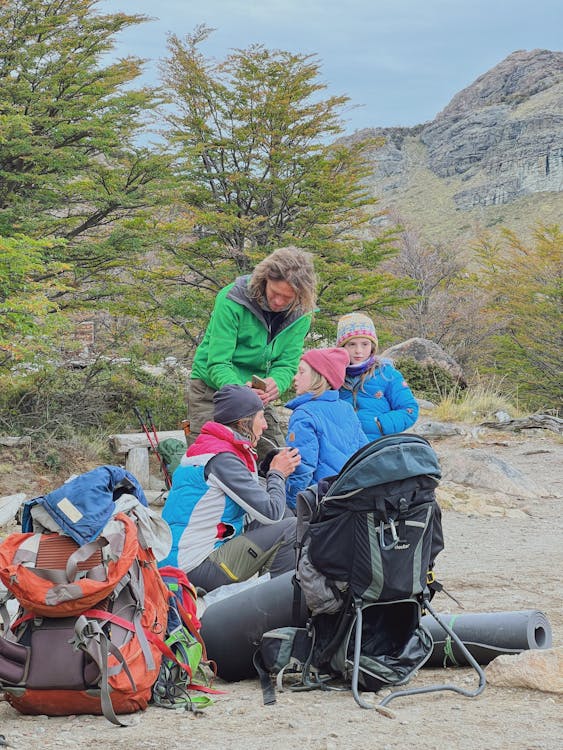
[
  {"x1": 284, "y1": 390, "x2": 367, "y2": 509},
  {"x1": 338, "y1": 360, "x2": 419, "y2": 440}
]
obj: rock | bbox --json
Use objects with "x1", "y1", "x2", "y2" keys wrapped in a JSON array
[
  {"x1": 375, "y1": 705, "x2": 397, "y2": 719},
  {"x1": 380, "y1": 337, "x2": 466, "y2": 386},
  {"x1": 486, "y1": 647, "x2": 563, "y2": 694},
  {"x1": 345, "y1": 49, "x2": 563, "y2": 244},
  {"x1": 410, "y1": 420, "x2": 466, "y2": 438},
  {"x1": 145, "y1": 490, "x2": 167, "y2": 507},
  {"x1": 438, "y1": 448, "x2": 547, "y2": 498},
  {"x1": 421, "y1": 50, "x2": 563, "y2": 205},
  {"x1": 416, "y1": 398, "x2": 437, "y2": 411},
  {"x1": 0, "y1": 436, "x2": 31, "y2": 447},
  {"x1": 0, "y1": 492, "x2": 26, "y2": 527},
  {"x1": 437, "y1": 484, "x2": 529, "y2": 518}
]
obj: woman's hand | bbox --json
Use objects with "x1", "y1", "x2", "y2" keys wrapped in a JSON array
[
  {"x1": 245, "y1": 376, "x2": 277, "y2": 405},
  {"x1": 269, "y1": 447, "x2": 301, "y2": 477},
  {"x1": 263, "y1": 377, "x2": 280, "y2": 404}
]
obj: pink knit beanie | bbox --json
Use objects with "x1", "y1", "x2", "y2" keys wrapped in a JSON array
[
  {"x1": 336, "y1": 312, "x2": 378, "y2": 349},
  {"x1": 301, "y1": 348, "x2": 350, "y2": 390}
]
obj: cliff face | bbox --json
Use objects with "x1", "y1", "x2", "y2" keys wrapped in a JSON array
[
  {"x1": 422, "y1": 50, "x2": 563, "y2": 208},
  {"x1": 356, "y1": 49, "x2": 563, "y2": 239}
]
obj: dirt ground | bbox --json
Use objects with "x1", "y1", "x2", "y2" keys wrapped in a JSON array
[{"x1": 1, "y1": 428, "x2": 562, "y2": 749}]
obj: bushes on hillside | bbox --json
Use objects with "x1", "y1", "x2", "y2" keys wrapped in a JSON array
[
  {"x1": 0, "y1": 361, "x2": 187, "y2": 440},
  {"x1": 393, "y1": 357, "x2": 459, "y2": 403}
]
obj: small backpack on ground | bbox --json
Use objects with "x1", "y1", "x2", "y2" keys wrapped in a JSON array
[
  {"x1": 152, "y1": 566, "x2": 218, "y2": 711},
  {"x1": 0, "y1": 469, "x2": 172, "y2": 726},
  {"x1": 156, "y1": 438, "x2": 187, "y2": 478},
  {"x1": 255, "y1": 435, "x2": 485, "y2": 708}
]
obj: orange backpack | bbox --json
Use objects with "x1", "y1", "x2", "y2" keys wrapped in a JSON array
[{"x1": 0, "y1": 512, "x2": 170, "y2": 725}]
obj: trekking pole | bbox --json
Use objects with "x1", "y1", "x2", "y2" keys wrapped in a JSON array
[
  {"x1": 133, "y1": 406, "x2": 156, "y2": 450},
  {"x1": 133, "y1": 406, "x2": 172, "y2": 490},
  {"x1": 146, "y1": 408, "x2": 173, "y2": 489},
  {"x1": 146, "y1": 408, "x2": 160, "y2": 449}
]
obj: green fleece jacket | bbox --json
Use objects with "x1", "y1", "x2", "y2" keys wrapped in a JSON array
[{"x1": 191, "y1": 276, "x2": 312, "y2": 393}]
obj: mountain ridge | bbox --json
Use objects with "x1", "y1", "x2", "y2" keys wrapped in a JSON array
[{"x1": 351, "y1": 49, "x2": 563, "y2": 243}]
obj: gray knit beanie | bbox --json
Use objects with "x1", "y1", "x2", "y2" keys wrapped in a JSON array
[{"x1": 213, "y1": 384, "x2": 264, "y2": 425}]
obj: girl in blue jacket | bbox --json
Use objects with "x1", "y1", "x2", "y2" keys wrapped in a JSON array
[
  {"x1": 284, "y1": 347, "x2": 367, "y2": 510},
  {"x1": 336, "y1": 312, "x2": 419, "y2": 440}
]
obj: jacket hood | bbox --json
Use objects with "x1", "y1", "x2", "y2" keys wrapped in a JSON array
[
  {"x1": 188, "y1": 421, "x2": 257, "y2": 472},
  {"x1": 285, "y1": 390, "x2": 339, "y2": 410},
  {"x1": 227, "y1": 275, "x2": 305, "y2": 330}
]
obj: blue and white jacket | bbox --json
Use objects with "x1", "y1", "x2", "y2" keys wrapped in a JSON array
[
  {"x1": 284, "y1": 390, "x2": 367, "y2": 510},
  {"x1": 159, "y1": 422, "x2": 287, "y2": 573},
  {"x1": 339, "y1": 360, "x2": 419, "y2": 441}
]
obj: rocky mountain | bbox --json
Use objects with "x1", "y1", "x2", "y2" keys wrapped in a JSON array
[{"x1": 353, "y1": 49, "x2": 563, "y2": 243}]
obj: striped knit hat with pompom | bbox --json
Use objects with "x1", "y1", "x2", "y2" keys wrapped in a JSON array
[{"x1": 336, "y1": 312, "x2": 378, "y2": 349}]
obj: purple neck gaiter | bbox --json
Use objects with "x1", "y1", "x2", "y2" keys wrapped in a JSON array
[{"x1": 346, "y1": 355, "x2": 376, "y2": 378}]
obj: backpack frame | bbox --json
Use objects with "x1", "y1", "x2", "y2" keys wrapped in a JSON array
[
  {"x1": 152, "y1": 566, "x2": 219, "y2": 710},
  {"x1": 256, "y1": 435, "x2": 486, "y2": 708}
]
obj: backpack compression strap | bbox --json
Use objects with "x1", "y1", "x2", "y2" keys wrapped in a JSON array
[{"x1": 84, "y1": 609, "x2": 223, "y2": 696}]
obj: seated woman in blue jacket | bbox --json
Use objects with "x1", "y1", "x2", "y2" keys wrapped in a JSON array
[
  {"x1": 159, "y1": 384, "x2": 300, "y2": 593},
  {"x1": 284, "y1": 348, "x2": 368, "y2": 510},
  {"x1": 336, "y1": 312, "x2": 419, "y2": 440}
]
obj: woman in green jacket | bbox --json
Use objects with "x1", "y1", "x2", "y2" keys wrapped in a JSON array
[{"x1": 187, "y1": 246, "x2": 317, "y2": 456}]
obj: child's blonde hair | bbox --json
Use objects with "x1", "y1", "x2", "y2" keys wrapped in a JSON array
[{"x1": 308, "y1": 370, "x2": 331, "y2": 398}]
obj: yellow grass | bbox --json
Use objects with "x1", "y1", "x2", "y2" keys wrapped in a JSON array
[{"x1": 432, "y1": 377, "x2": 519, "y2": 423}]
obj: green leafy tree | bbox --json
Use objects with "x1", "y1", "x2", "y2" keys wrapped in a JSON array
[
  {"x1": 0, "y1": 234, "x2": 69, "y2": 364},
  {"x1": 0, "y1": 0, "x2": 173, "y2": 311},
  {"x1": 152, "y1": 26, "x2": 405, "y2": 347},
  {"x1": 476, "y1": 225, "x2": 562, "y2": 412}
]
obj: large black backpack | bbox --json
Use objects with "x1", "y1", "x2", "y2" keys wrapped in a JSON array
[{"x1": 255, "y1": 435, "x2": 485, "y2": 708}]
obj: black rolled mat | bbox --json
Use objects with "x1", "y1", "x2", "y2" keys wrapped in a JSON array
[
  {"x1": 200, "y1": 573, "x2": 553, "y2": 681},
  {"x1": 421, "y1": 609, "x2": 552, "y2": 668},
  {"x1": 200, "y1": 571, "x2": 308, "y2": 682}
]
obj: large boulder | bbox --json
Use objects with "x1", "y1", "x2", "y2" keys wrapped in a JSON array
[
  {"x1": 380, "y1": 337, "x2": 466, "y2": 386},
  {"x1": 439, "y1": 448, "x2": 545, "y2": 498},
  {"x1": 0, "y1": 492, "x2": 26, "y2": 529}
]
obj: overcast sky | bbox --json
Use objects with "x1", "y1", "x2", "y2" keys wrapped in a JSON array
[{"x1": 100, "y1": 0, "x2": 562, "y2": 134}]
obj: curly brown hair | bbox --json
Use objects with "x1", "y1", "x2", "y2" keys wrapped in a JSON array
[{"x1": 248, "y1": 246, "x2": 317, "y2": 313}]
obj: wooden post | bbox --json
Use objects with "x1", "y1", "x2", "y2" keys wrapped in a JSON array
[{"x1": 125, "y1": 446, "x2": 150, "y2": 489}]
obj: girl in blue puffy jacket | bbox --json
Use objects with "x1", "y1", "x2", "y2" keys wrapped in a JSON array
[
  {"x1": 336, "y1": 313, "x2": 419, "y2": 440},
  {"x1": 284, "y1": 347, "x2": 367, "y2": 510}
]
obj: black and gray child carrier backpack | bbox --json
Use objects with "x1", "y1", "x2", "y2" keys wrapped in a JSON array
[{"x1": 255, "y1": 434, "x2": 485, "y2": 708}]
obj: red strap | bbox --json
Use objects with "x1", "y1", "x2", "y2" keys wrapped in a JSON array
[{"x1": 11, "y1": 612, "x2": 33, "y2": 631}]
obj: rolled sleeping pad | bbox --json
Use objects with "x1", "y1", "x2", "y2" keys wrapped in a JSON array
[
  {"x1": 200, "y1": 571, "x2": 308, "y2": 682},
  {"x1": 201, "y1": 571, "x2": 553, "y2": 680},
  {"x1": 422, "y1": 609, "x2": 553, "y2": 668}
]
